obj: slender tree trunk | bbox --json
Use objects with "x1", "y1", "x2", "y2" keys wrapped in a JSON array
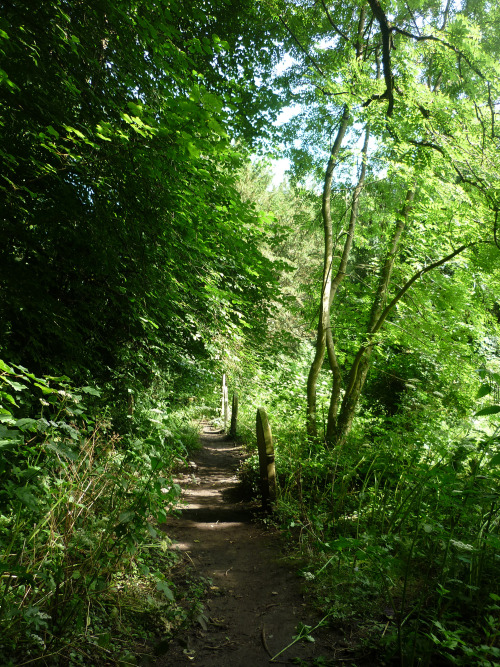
[
  {"x1": 307, "y1": 3, "x2": 371, "y2": 439},
  {"x1": 329, "y1": 191, "x2": 474, "y2": 449},
  {"x1": 306, "y1": 106, "x2": 350, "y2": 437},
  {"x1": 330, "y1": 190, "x2": 414, "y2": 447},
  {"x1": 323, "y1": 127, "x2": 371, "y2": 439}
]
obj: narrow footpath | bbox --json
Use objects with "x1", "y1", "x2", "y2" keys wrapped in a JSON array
[{"x1": 156, "y1": 423, "x2": 341, "y2": 667}]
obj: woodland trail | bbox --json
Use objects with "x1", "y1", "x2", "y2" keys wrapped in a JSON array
[{"x1": 156, "y1": 424, "x2": 342, "y2": 667}]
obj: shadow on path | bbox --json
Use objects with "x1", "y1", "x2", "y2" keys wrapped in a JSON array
[{"x1": 156, "y1": 424, "x2": 340, "y2": 666}]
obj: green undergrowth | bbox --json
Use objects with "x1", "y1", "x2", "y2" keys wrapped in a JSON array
[
  {"x1": 236, "y1": 360, "x2": 500, "y2": 666},
  {"x1": 280, "y1": 432, "x2": 500, "y2": 666},
  {"x1": 0, "y1": 360, "x2": 205, "y2": 665}
]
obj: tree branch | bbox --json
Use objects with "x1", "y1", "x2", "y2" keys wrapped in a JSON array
[
  {"x1": 325, "y1": 125, "x2": 370, "y2": 437},
  {"x1": 391, "y1": 26, "x2": 487, "y2": 81},
  {"x1": 278, "y1": 15, "x2": 326, "y2": 78},
  {"x1": 306, "y1": 105, "x2": 351, "y2": 437},
  {"x1": 372, "y1": 243, "x2": 474, "y2": 335},
  {"x1": 366, "y1": 0, "x2": 394, "y2": 116},
  {"x1": 320, "y1": 0, "x2": 351, "y2": 43},
  {"x1": 342, "y1": 241, "x2": 475, "y2": 405},
  {"x1": 440, "y1": 0, "x2": 453, "y2": 30}
]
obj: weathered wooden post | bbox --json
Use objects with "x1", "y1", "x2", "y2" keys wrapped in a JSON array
[
  {"x1": 256, "y1": 408, "x2": 276, "y2": 510},
  {"x1": 221, "y1": 373, "x2": 229, "y2": 431},
  {"x1": 127, "y1": 389, "x2": 134, "y2": 416},
  {"x1": 229, "y1": 392, "x2": 238, "y2": 439}
]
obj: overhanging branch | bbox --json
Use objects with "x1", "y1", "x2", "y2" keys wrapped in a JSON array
[
  {"x1": 320, "y1": 0, "x2": 351, "y2": 43},
  {"x1": 278, "y1": 15, "x2": 326, "y2": 78},
  {"x1": 391, "y1": 26, "x2": 487, "y2": 81},
  {"x1": 366, "y1": 0, "x2": 394, "y2": 116},
  {"x1": 372, "y1": 242, "x2": 474, "y2": 334}
]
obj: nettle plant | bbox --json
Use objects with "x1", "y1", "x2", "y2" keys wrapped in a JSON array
[{"x1": 0, "y1": 360, "x2": 182, "y2": 664}]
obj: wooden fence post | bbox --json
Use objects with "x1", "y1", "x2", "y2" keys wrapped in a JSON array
[
  {"x1": 221, "y1": 373, "x2": 229, "y2": 430},
  {"x1": 230, "y1": 393, "x2": 238, "y2": 438},
  {"x1": 127, "y1": 389, "x2": 134, "y2": 416},
  {"x1": 256, "y1": 408, "x2": 276, "y2": 510}
]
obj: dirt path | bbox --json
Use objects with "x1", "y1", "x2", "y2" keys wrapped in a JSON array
[{"x1": 156, "y1": 424, "x2": 341, "y2": 667}]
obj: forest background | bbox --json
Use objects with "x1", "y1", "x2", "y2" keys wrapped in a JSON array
[{"x1": 1, "y1": 0, "x2": 500, "y2": 665}]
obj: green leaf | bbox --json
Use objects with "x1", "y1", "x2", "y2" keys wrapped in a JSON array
[
  {"x1": 156, "y1": 580, "x2": 174, "y2": 601},
  {"x1": 475, "y1": 406, "x2": 500, "y2": 416},
  {"x1": 15, "y1": 418, "x2": 38, "y2": 431},
  {"x1": 150, "y1": 456, "x2": 162, "y2": 470},
  {"x1": 489, "y1": 453, "x2": 500, "y2": 466},
  {"x1": 127, "y1": 101, "x2": 143, "y2": 116},
  {"x1": 139, "y1": 316, "x2": 159, "y2": 330},
  {"x1": 34, "y1": 382, "x2": 57, "y2": 394},
  {"x1": 0, "y1": 413, "x2": 15, "y2": 425},
  {"x1": 477, "y1": 384, "x2": 492, "y2": 398},
  {"x1": 0, "y1": 360, "x2": 14, "y2": 373},
  {"x1": 0, "y1": 437, "x2": 23, "y2": 450},
  {"x1": 46, "y1": 125, "x2": 59, "y2": 138},
  {"x1": 156, "y1": 510, "x2": 167, "y2": 523},
  {"x1": 3, "y1": 378, "x2": 26, "y2": 391},
  {"x1": 80, "y1": 386, "x2": 101, "y2": 396},
  {"x1": 0, "y1": 391, "x2": 18, "y2": 407}
]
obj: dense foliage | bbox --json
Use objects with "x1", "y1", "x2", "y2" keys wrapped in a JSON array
[
  {"x1": 0, "y1": 0, "x2": 282, "y2": 382},
  {"x1": 269, "y1": 0, "x2": 500, "y2": 447},
  {"x1": 1, "y1": 0, "x2": 500, "y2": 664},
  {"x1": 0, "y1": 1, "x2": 284, "y2": 663}
]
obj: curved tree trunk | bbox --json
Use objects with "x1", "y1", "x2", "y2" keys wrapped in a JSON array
[
  {"x1": 306, "y1": 106, "x2": 350, "y2": 437},
  {"x1": 330, "y1": 189, "x2": 415, "y2": 447},
  {"x1": 330, "y1": 193, "x2": 475, "y2": 449},
  {"x1": 306, "y1": 3, "x2": 369, "y2": 439},
  {"x1": 324, "y1": 127, "x2": 371, "y2": 440}
]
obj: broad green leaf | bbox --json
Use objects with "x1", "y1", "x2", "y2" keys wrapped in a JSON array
[
  {"x1": 476, "y1": 384, "x2": 492, "y2": 398},
  {"x1": 489, "y1": 453, "x2": 500, "y2": 466},
  {"x1": 0, "y1": 391, "x2": 18, "y2": 407},
  {"x1": 156, "y1": 580, "x2": 174, "y2": 601},
  {"x1": 0, "y1": 360, "x2": 13, "y2": 373},
  {"x1": 475, "y1": 406, "x2": 500, "y2": 417},
  {"x1": 15, "y1": 418, "x2": 38, "y2": 431},
  {"x1": 80, "y1": 386, "x2": 101, "y2": 396},
  {"x1": 3, "y1": 378, "x2": 26, "y2": 392},
  {"x1": 0, "y1": 437, "x2": 23, "y2": 449}
]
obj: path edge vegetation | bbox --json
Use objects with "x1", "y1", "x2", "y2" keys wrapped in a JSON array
[{"x1": 1, "y1": 0, "x2": 500, "y2": 665}]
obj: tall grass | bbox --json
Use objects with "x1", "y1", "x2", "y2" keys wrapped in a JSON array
[{"x1": 0, "y1": 361, "x2": 202, "y2": 665}]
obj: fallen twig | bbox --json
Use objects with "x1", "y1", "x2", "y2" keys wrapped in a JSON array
[{"x1": 261, "y1": 624, "x2": 272, "y2": 658}]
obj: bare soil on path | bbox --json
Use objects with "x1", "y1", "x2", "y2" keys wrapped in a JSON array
[{"x1": 155, "y1": 424, "x2": 344, "y2": 667}]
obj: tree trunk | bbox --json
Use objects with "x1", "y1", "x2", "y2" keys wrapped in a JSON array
[
  {"x1": 306, "y1": 106, "x2": 350, "y2": 437},
  {"x1": 323, "y1": 127, "x2": 371, "y2": 439},
  {"x1": 307, "y1": 3, "x2": 371, "y2": 439},
  {"x1": 328, "y1": 192, "x2": 473, "y2": 449},
  {"x1": 329, "y1": 189, "x2": 414, "y2": 446}
]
